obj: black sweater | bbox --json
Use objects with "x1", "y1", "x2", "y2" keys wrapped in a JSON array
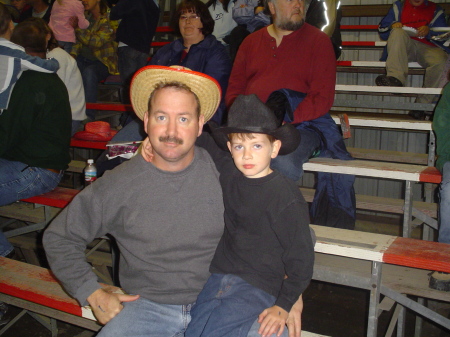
[{"x1": 198, "y1": 133, "x2": 315, "y2": 312}]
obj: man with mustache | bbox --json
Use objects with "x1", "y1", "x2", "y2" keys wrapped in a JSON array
[{"x1": 43, "y1": 66, "x2": 226, "y2": 336}]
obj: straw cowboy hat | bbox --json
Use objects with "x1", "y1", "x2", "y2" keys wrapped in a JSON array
[
  {"x1": 213, "y1": 94, "x2": 301, "y2": 155},
  {"x1": 73, "y1": 121, "x2": 118, "y2": 142},
  {"x1": 130, "y1": 65, "x2": 221, "y2": 122}
]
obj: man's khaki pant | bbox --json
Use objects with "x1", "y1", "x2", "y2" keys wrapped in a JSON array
[{"x1": 386, "y1": 27, "x2": 447, "y2": 103}]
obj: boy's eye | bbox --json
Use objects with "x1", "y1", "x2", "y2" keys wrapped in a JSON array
[
  {"x1": 253, "y1": 144, "x2": 262, "y2": 149},
  {"x1": 234, "y1": 145, "x2": 243, "y2": 150}
]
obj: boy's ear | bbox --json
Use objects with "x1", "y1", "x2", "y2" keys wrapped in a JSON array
[
  {"x1": 227, "y1": 141, "x2": 232, "y2": 153},
  {"x1": 271, "y1": 139, "x2": 282, "y2": 159}
]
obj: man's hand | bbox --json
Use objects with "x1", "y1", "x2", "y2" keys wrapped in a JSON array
[
  {"x1": 87, "y1": 288, "x2": 139, "y2": 325},
  {"x1": 257, "y1": 305, "x2": 288, "y2": 337},
  {"x1": 391, "y1": 22, "x2": 403, "y2": 29},
  {"x1": 417, "y1": 25, "x2": 430, "y2": 38},
  {"x1": 140, "y1": 137, "x2": 154, "y2": 162},
  {"x1": 286, "y1": 295, "x2": 303, "y2": 337}
]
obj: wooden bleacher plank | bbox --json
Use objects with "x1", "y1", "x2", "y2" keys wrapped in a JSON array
[
  {"x1": 303, "y1": 158, "x2": 442, "y2": 184},
  {"x1": 21, "y1": 187, "x2": 79, "y2": 208},
  {"x1": 340, "y1": 4, "x2": 450, "y2": 17},
  {"x1": 345, "y1": 147, "x2": 428, "y2": 165},
  {"x1": 384, "y1": 237, "x2": 450, "y2": 273},
  {"x1": 335, "y1": 84, "x2": 442, "y2": 95},
  {"x1": 299, "y1": 187, "x2": 437, "y2": 218},
  {"x1": 336, "y1": 61, "x2": 421, "y2": 68},
  {"x1": 330, "y1": 112, "x2": 432, "y2": 131}
]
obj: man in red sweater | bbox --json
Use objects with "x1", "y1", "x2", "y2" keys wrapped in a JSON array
[
  {"x1": 226, "y1": 0, "x2": 337, "y2": 181},
  {"x1": 376, "y1": 0, "x2": 448, "y2": 119}
]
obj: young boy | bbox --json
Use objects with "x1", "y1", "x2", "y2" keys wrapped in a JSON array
[
  {"x1": 185, "y1": 94, "x2": 315, "y2": 337},
  {"x1": 0, "y1": 3, "x2": 59, "y2": 111}
]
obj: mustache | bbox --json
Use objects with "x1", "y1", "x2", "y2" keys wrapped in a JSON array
[{"x1": 159, "y1": 136, "x2": 183, "y2": 144}]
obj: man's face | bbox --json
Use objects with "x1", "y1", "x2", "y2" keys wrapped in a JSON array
[
  {"x1": 144, "y1": 87, "x2": 204, "y2": 172},
  {"x1": 269, "y1": 0, "x2": 305, "y2": 32},
  {"x1": 410, "y1": 0, "x2": 425, "y2": 6}
]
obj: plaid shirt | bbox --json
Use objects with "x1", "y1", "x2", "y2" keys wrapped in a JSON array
[{"x1": 71, "y1": 11, "x2": 119, "y2": 75}]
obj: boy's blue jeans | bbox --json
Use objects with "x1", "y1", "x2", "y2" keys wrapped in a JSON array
[
  {"x1": 186, "y1": 273, "x2": 287, "y2": 337},
  {"x1": 439, "y1": 161, "x2": 450, "y2": 244}
]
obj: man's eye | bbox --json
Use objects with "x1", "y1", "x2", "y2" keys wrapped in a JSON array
[
  {"x1": 157, "y1": 116, "x2": 165, "y2": 121},
  {"x1": 180, "y1": 117, "x2": 188, "y2": 122}
]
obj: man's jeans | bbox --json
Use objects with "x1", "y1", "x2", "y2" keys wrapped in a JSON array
[
  {"x1": 439, "y1": 161, "x2": 450, "y2": 244},
  {"x1": 271, "y1": 128, "x2": 321, "y2": 182},
  {"x1": 186, "y1": 274, "x2": 288, "y2": 337},
  {"x1": 118, "y1": 46, "x2": 149, "y2": 103},
  {"x1": 76, "y1": 55, "x2": 110, "y2": 120},
  {"x1": 96, "y1": 297, "x2": 192, "y2": 337},
  {"x1": 0, "y1": 158, "x2": 63, "y2": 207}
]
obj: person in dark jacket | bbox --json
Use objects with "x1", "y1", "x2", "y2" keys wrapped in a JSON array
[
  {"x1": 110, "y1": 0, "x2": 160, "y2": 105},
  {"x1": 19, "y1": 0, "x2": 53, "y2": 23}
]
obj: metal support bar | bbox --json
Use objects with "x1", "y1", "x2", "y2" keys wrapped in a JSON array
[
  {"x1": 381, "y1": 286, "x2": 450, "y2": 330},
  {"x1": 367, "y1": 261, "x2": 382, "y2": 337},
  {"x1": 411, "y1": 208, "x2": 438, "y2": 230},
  {"x1": 385, "y1": 303, "x2": 402, "y2": 337},
  {"x1": 403, "y1": 181, "x2": 413, "y2": 238},
  {"x1": 0, "y1": 309, "x2": 27, "y2": 335}
]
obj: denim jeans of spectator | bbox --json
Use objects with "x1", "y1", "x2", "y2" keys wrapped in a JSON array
[
  {"x1": 439, "y1": 161, "x2": 450, "y2": 244},
  {"x1": 0, "y1": 231, "x2": 13, "y2": 257},
  {"x1": 76, "y1": 55, "x2": 110, "y2": 120},
  {"x1": 0, "y1": 158, "x2": 63, "y2": 207},
  {"x1": 271, "y1": 128, "x2": 321, "y2": 182},
  {"x1": 186, "y1": 274, "x2": 287, "y2": 337},
  {"x1": 118, "y1": 46, "x2": 149, "y2": 103},
  {"x1": 96, "y1": 297, "x2": 192, "y2": 337},
  {"x1": 57, "y1": 41, "x2": 74, "y2": 54}
]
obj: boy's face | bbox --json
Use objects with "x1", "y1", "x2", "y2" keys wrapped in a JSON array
[{"x1": 227, "y1": 133, "x2": 281, "y2": 179}]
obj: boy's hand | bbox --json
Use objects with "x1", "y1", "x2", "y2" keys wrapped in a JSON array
[
  {"x1": 391, "y1": 22, "x2": 403, "y2": 29},
  {"x1": 286, "y1": 295, "x2": 303, "y2": 337},
  {"x1": 258, "y1": 305, "x2": 288, "y2": 337},
  {"x1": 141, "y1": 137, "x2": 154, "y2": 162}
]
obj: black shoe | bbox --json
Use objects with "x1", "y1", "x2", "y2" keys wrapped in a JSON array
[
  {"x1": 375, "y1": 75, "x2": 403, "y2": 87},
  {"x1": 429, "y1": 271, "x2": 450, "y2": 292},
  {"x1": 408, "y1": 110, "x2": 426, "y2": 120}
]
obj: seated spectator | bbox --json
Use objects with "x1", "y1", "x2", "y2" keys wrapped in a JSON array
[
  {"x1": 0, "y1": 11, "x2": 72, "y2": 263},
  {"x1": 22, "y1": 17, "x2": 87, "y2": 135},
  {"x1": 109, "y1": 0, "x2": 160, "y2": 127},
  {"x1": 19, "y1": 0, "x2": 53, "y2": 23},
  {"x1": 49, "y1": 0, "x2": 90, "y2": 53},
  {"x1": 376, "y1": 0, "x2": 448, "y2": 120},
  {"x1": 430, "y1": 71, "x2": 450, "y2": 292},
  {"x1": 206, "y1": 0, "x2": 236, "y2": 46},
  {"x1": 70, "y1": 0, "x2": 118, "y2": 120},
  {"x1": 228, "y1": 0, "x2": 269, "y2": 62},
  {"x1": 0, "y1": 3, "x2": 59, "y2": 111},
  {"x1": 95, "y1": 0, "x2": 231, "y2": 176}
]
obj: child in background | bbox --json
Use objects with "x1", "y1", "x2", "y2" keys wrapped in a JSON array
[
  {"x1": 0, "y1": 3, "x2": 59, "y2": 111},
  {"x1": 49, "y1": 0, "x2": 89, "y2": 53},
  {"x1": 186, "y1": 94, "x2": 315, "y2": 337}
]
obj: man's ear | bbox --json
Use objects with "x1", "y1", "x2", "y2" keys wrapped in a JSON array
[
  {"x1": 268, "y1": 1, "x2": 276, "y2": 15},
  {"x1": 143, "y1": 111, "x2": 149, "y2": 134},
  {"x1": 271, "y1": 139, "x2": 282, "y2": 159},
  {"x1": 197, "y1": 114, "x2": 205, "y2": 137}
]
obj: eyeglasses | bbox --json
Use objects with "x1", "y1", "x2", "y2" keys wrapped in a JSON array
[{"x1": 179, "y1": 14, "x2": 200, "y2": 21}]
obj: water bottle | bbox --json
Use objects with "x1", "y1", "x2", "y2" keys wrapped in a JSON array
[{"x1": 84, "y1": 159, "x2": 97, "y2": 186}]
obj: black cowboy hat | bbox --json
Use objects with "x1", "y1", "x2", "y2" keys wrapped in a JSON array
[{"x1": 213, "y1": 94, "x2": 300, "y2": 155}]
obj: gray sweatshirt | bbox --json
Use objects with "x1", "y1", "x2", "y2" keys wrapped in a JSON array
[{"x1": 43, "y1": 149, "x2": 225, "y2": 306}]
